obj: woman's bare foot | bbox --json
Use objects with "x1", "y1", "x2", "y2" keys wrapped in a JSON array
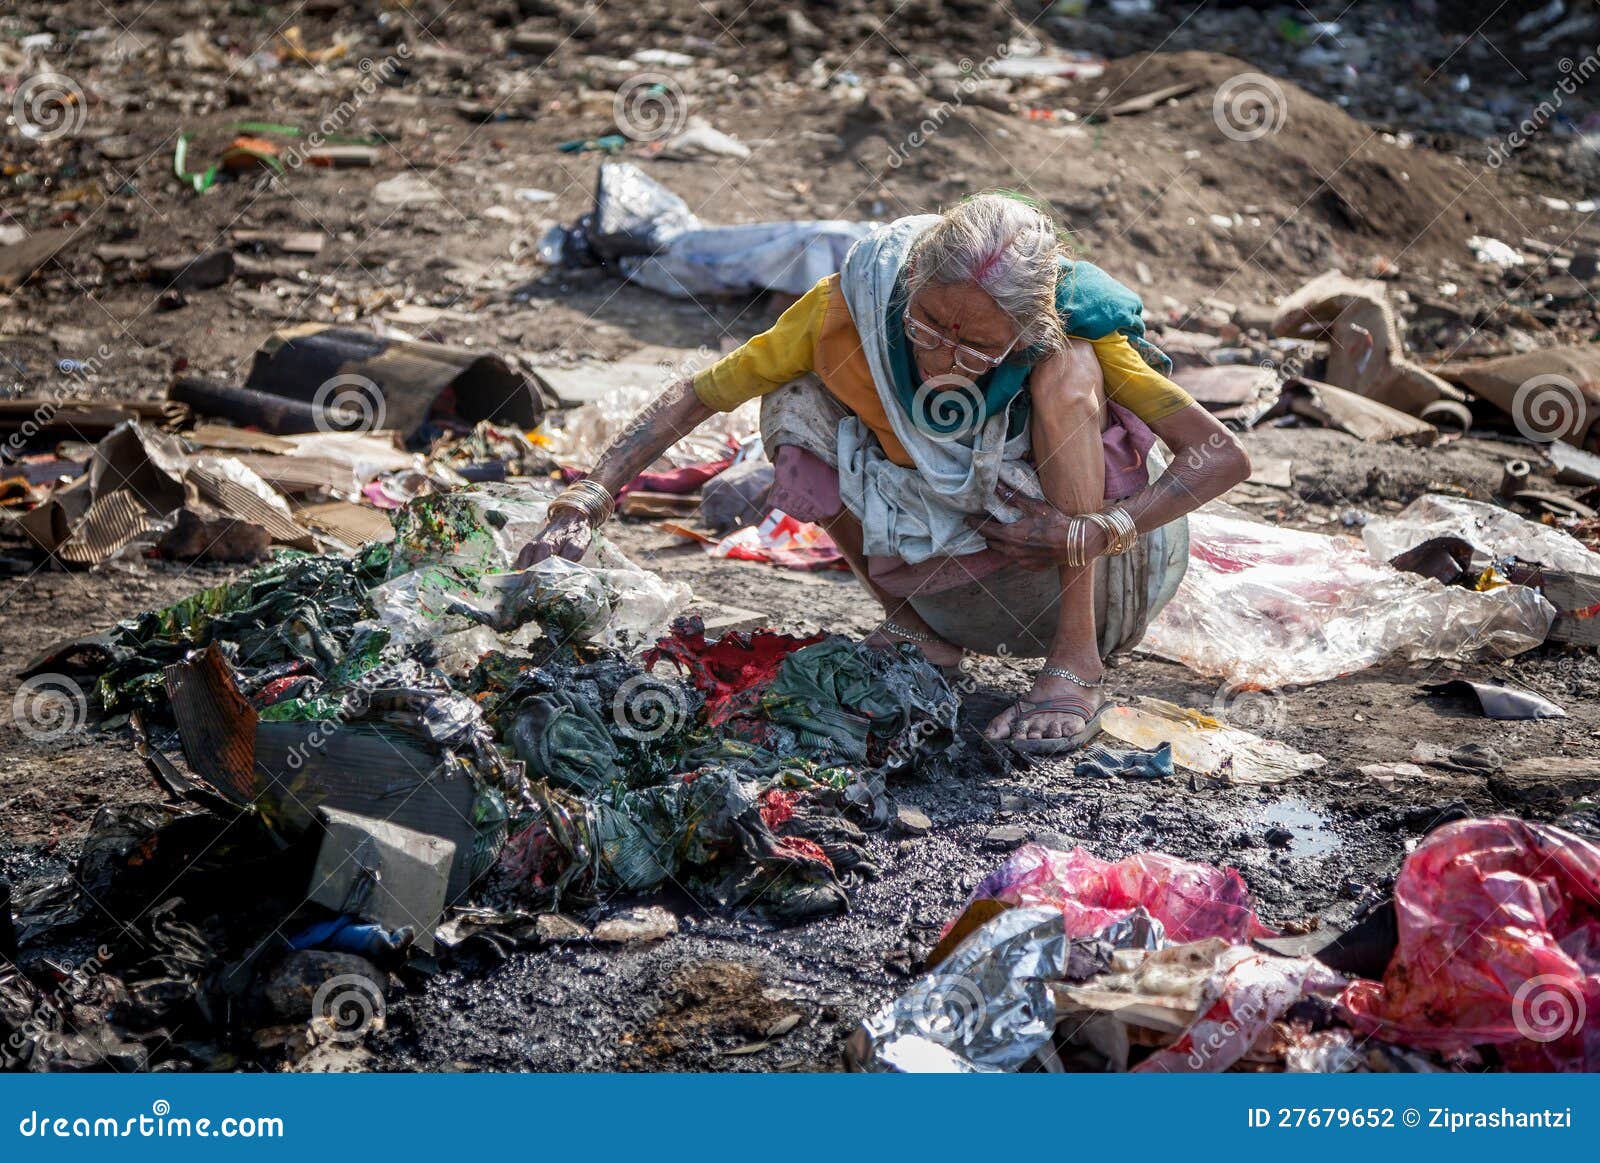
[
  {"x1": 863, "y1": 604, "x2": 964, "y2": 669},
  {"x1": 984, "y1": 659, "x2": 1105, "y2": 742}
]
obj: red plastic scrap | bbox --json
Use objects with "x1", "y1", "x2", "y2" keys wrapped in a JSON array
[
  {"x1": 948, "y1": 842, "x2": 1276, "y2": 946},
  {"x1": 644, "y1": 620, "x2": 824, "y2": 725},
  {"x1": 1340, "y1": 818, "x2": 1600, "y2": 1071}
]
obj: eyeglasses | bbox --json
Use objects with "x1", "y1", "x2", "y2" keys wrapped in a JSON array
[{"x1": 902, "y1": 309, "x2": 1021, "y2": 376}]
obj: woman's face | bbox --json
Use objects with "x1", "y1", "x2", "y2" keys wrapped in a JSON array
[{"x1": 905, "y1": 282, "x2": 1020, "y2": 383}]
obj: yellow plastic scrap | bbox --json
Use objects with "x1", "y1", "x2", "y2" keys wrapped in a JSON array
[
  {"x1": 1474, "y1": 566, "x2": 1510, "y2": 591},
  {"x1": 280, "y1": 26, "x2": 352, "y2": 65},
  {"x1": 1098, "y1": 698, "x2": 1326, "y2": 786}
]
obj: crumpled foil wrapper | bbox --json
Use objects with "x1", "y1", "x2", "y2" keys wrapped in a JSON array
[
  {"x1": 848, "y1": 907, "x2": 1077, "y2": 1072},
  {"x1": 847, "y1": 905, "x2": 1171, "y2": 1072}
]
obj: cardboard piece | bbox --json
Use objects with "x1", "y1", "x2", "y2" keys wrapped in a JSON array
[
  {"x1": 1272, "y1": 271, "x2": 1462, "y2": 414},
  {"x1": 308, "y1": 808, "x2": 455, "y2": 952}
]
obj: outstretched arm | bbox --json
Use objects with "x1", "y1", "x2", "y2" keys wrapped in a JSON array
[{"x1": 515, "y1": 376, "x2": 712, "y2": 567}]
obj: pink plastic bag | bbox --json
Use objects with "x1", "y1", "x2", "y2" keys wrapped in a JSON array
[
  {"x1": 1340, "y1": 818, "x2": 1600, "y2": 1071},
  {"x1": 948, "y1": 843, "x2": 1276, "y2": 946}
]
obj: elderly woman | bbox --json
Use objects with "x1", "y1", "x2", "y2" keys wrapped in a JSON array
[{"x1": 521, "y1": 194, "x2": 1249, "y2": 753}]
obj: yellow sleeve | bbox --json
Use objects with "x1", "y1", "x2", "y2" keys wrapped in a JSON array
[
  {"x1": 692, "y1": 277, "x2": 830, "y2": 412},
  {"x1": 1088, "y1": 332, "x2": 1195, "y2": 424}
]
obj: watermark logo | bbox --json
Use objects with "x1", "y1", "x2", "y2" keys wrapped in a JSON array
[
  {"x1": 611, "y1": 675, "x2": 690, "y2": 742},
  {"x1": 6, "y1": 945, "x2": 113, "y2": 1055},
  {"x1": 13, "y1": 72, "x2": 87, "y2": 143},
  {"x1": 1511, "y1": 374, "x2": 1585, "y2": 443},
  {"x1": 3, "y1": 345, "x2": 114, "y2": 464},
  {"x1": 278, "y1": 47, "x2": 410, "y2": 171},
  {"x1": 613, "y1": 74, "x2": 687, "y2": 142},
  {"x1": 312, "y1": 373, "x2": 386, "y2": 435},
  {"x1": 1513, "y1": 974, "x2": 1586, "y2": 1044},
  {"x1": 884, "y1": 44, "x2": 1013, "y2": 168},
  {"x1": 1211, "y1": 681, "x2": 1285, "y2": 733},
  {"x1": 311, "y1": 973, "x2": 386, "y2": 1044},
  {"x1": 908, "y1": 972, "x2": 987, "y2": 1042},
  {"x1": 1213, "y1": 72, "x2": 1287, "y2": 142},
  {"x1": 12, "y1": 674, "x2": 87, "y2": 741},
  {"x1": 911, "y1": 373, "x2": 985, "y2": 444}
]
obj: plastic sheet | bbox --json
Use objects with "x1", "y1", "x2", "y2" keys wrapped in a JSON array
[
  {"x1": 622, "y1": 220, "x2": 874, "y2": 299},
  {"x1": 1340, "y1": 818, "x2": 1600, "y2": 1071},
  {"x1": 949, "y1": 842, "x2": 1275, "y2": 948},
  {"x1": 1364, "y1": 493, "x2": 1600, "y2": 575},
  {"x1": 1143, "y1": 508, "x2": 1554, "y2": 687},
  {"x1": 551, "y1": 162, "x2": 874, "y2": 299}
]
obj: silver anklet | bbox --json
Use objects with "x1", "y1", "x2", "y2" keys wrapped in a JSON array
[
  {"x1": 880, "y1": 620, "x2": 936, "y2": 645},
  {"x1": 1038, "y1": 664, "x2": 1100, "y2": 688}
]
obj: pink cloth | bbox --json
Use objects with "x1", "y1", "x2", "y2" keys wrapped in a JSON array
[{"x1": 768, "y1": 401, "x2": 1157, "y2": 597}]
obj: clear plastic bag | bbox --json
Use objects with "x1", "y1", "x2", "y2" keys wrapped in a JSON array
[
  {"x1": 376, "y1": 485, "x2": 691, "y2": 652},
  {"x1": 1363, "y1": 493, "x2": 1600, "y2": 574},
  {"x1": 1143, "y1": 509, "x2": 1554, "y2": 688},
  {"x1": 540, "y1": 383, "x2": 758, "y2": 470}
]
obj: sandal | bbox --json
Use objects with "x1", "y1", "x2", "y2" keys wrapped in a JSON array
[{"x1": 1000, "y1": 670, "x2": 1107, "y2": 754}]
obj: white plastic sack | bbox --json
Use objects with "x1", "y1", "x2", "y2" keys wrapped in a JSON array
[
  {"x1": 622, "y1": 221, "x2": 873, "y2": 298},
  {"x1": 1143, "y1": 509, "x2": 1554, "y2": 687}
]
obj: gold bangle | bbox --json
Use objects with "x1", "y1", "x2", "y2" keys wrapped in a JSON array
[
  {"x1": 1097, "y1": 507, "x2": 1137, "y2": 556},
  {"x1": 1110, "y1": 508, "x2": 1138, "y2": 554},
  {"x1": 549, "y1": 479, "x2": 615, "y2": 527},
  {"x1": 1066, "y1": 515, "x2": 1092, "y2": 568}
]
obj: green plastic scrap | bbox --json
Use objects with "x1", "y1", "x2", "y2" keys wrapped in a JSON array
[
  {"x1": 174, "y1": 121, "x2": 383, "y2": 193},
  {"x1": 557, "y1": 134, "x2": 628, "y2": 154},
  {"x1": 173, "y1": 133, "x2": 219, "y2": 193}
]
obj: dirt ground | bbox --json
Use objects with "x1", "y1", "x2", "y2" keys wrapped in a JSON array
[{"x1": 3, "y1": 0, "x2": 1600, "y2": 1070}]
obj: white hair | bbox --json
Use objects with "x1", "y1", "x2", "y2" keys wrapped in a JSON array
[{"x1": 905, "y1": 194, "x2": 1069, "y2": 357}]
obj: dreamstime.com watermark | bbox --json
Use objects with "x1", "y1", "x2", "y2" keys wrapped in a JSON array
[
  {"x1": 279, "y1": 45, "x2": 410, "y2": 172},
  {"x1": 3, "y1": 348, "x2": 116, "y2": 464},
  {"x1": 5, "y1": 945, "x2": 113, "y2": 1056},
  {"x1": 16, "y1": 1101, "x2": 284, "y2": 1139},
  {"x1": 1212, "y1": 72, "x2": 1288, "y2": 142},
  {"x1": 885, "y1": 44, "x2": 1014, "y2": 169},
  {"x1": 281, "y1": 674, "x2": 383, "y2": 772},
  {"x1": 1487, "y1": 44, "x2": 1600, "y2": 168},
  {"x1": 11, "y1": 71, "x2": 87, "y2": 142}
]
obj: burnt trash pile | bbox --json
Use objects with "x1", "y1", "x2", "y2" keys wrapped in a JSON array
[{"x1": 2, "y1": 484, "x2": 969, "y2": 1071}]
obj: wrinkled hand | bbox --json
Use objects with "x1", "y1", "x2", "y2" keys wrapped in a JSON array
[
  {"x1": 514, "y1": 510, "x2": 594, "y2": 569},
  {"x1": 967, "y1": 493, "x2": 1105, "y2": 570}
]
